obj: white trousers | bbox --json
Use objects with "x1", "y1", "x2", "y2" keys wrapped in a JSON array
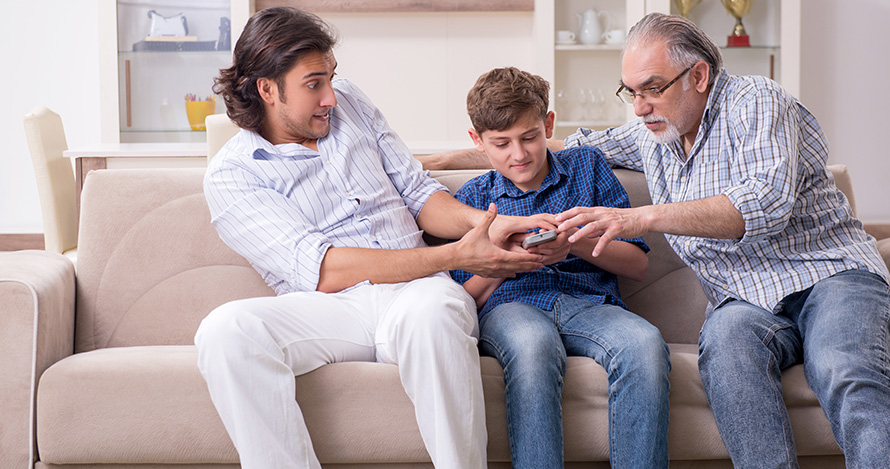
[{"x1": 194, "y1": 274, "x2": 487, "y2": 469}]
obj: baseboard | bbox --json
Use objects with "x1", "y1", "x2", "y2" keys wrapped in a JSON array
[{"x1": 0, "y1": 233, "x2": 45, "y2": 251}]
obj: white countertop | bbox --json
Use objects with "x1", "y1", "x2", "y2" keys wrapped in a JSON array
[
  {"x1": 63, "y1": 142, "x2": 206, "y2": 158},
  {"x1": 63, "y1": 140, "x2": 468, "y2": 158}
]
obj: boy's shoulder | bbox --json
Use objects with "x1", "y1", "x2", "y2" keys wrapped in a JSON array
[{"x1": 454, "y1": 169, "x2": 500, "y2": 201}]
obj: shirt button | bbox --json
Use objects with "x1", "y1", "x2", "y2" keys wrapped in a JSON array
[
  {"x1": 722, "y1": 284, "x2": 730, "y2": 290},
  {"x1": 679, "y1": 176, "x2": 687, "y2": 183},
  {"x1": 371, "y1": 235, "x2": 378, "y2": 241},
  {"x1": 355, "y1": 214, "x2": 362, "y2": 220},
  {"x1": 684, "y1": 240, "x2": 691, "y2": 248}
]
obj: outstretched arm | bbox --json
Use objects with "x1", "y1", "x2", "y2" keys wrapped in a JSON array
[
  {"x1": 318, "y1": 204, "x2": 545, "y2": 293},
  {"x1": 556, "y1": 195, "x2": 745, "y2": 257}
]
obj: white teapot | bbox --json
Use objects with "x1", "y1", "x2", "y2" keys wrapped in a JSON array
[{"x1": 576, "y1": 7, "x2": 612, "y2": 45}]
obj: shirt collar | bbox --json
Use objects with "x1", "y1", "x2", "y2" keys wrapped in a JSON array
[
  {"x1": 492, "y1": 150, "x2": 566, "y2": 197},
  {"x1": 702, "y1": 69, "x2": 730, "y2": 131},
  {"x1": 242, "y1": 114, "x2": 336, "y2": 161}
]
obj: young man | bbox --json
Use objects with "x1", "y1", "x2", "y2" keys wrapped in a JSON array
[
  {"x1": 450, "y1": 67, "x2": 670, "y2": 468},
  {"x1": 196, "y1": 8, "x2": 547, "y2": 469}
]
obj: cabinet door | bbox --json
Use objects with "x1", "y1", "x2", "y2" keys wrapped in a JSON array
[{"x1": 116, "y1": 0, "x2": 231, "y2": 143}]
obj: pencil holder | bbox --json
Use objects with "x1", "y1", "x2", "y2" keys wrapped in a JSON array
[{"x1": 185, "y1": 98, "x2": 217, "y2": 130}]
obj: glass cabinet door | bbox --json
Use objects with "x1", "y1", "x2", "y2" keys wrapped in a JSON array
[{"x1": 116, "y1": 0, "x2": 231, "y2": 142}]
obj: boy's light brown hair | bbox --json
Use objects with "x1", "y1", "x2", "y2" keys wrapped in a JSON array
[{"x1": 467, "y1": 67, "x2": 550, "y2": 134}]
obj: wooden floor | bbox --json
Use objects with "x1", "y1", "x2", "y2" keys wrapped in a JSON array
[{"x1": 0, "y1": 234, "x2": 44, "y2": 251}]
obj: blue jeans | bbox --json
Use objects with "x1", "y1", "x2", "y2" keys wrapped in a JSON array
[
  {"x1": 479, "y1": 294, "x2": 670, "y2": 468},
  {"x1": 699, "y1": 269, "x2": 890, "y2": 468}
]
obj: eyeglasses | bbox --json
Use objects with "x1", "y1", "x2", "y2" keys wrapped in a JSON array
[{"x1": 615, "y1": 64, "x2": 694, "y2": 104}]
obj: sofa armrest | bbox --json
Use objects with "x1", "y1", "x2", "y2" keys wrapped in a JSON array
[{"x1": 0, "y1": 250, "x2": 76, "y2": 469}]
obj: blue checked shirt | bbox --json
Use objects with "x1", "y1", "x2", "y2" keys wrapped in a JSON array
[
  {"x1": 565, "y1": 69, "x2": 889, "y2": 314},
  {"x1": 450, "y1": 147, "x2": 648, "y2": 318},
  {"x1": 204, "y1": 78, "x2": 447, "y2": 295}
]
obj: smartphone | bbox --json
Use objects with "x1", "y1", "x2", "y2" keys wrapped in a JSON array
[{"x1": 521, "y1": 230, "x2": 557, "y2": 249}]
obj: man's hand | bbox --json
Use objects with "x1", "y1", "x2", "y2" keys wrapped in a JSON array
[
  {"x1": 556, "y1": 206, "x2": 649, "y2": 257},
  {"x1": 453, "y1": 204, "x2": 545, "y2": 277}
]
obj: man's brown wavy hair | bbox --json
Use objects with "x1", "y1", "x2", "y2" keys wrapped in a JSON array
[{"x1": 213, "y1": 7, "x2": 338, "y2": 133}]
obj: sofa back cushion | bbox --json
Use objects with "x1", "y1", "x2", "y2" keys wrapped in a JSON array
[
  {"x1": 74, "y1": 169, "x2": 274, "y2": 353},
  {"x1": 75, "y1": 167, "x2": 708, "y2": 352}
]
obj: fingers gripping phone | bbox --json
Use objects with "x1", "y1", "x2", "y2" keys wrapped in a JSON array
[{"x1": 521, "y1": 230, "x2": 557, "y2": 249}]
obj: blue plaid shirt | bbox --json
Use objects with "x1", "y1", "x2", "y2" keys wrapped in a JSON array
[
  {"x1": 450, "y1": 147, "x2": 648, "y2": 318},
  {"x1": 566, "y1": 70, "x2": 890, "y2": 314}
]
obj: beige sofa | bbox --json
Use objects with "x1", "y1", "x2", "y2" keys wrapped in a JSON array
[{"x1": 3, "y1": 165, "x2": 861, "y2": 469}]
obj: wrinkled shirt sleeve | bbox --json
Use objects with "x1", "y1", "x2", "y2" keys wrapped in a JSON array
[
  {"x1": 204, "y1": 159, "x2": 331, "y2": 293},
  {"x1": 721, "y1": 87, "x2": 801, "y2": 244},
  {"x1": 336, "y1": 80, "x2": 447, "y2": 219}
]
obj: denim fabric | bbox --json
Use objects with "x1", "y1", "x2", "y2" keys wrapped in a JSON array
[
  {"x1": 698, "y1": 269, "x2": 890, "y2": 468},
  {"x1": 479, "y1": 294, "x2": 670, "y2": 468}
]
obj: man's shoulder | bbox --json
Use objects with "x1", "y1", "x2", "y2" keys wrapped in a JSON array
[{"x1": 721, "y1": 73, "x2": 795, "y2": 108}]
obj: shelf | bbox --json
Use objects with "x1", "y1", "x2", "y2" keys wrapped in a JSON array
[
  {"x1": 119, "y1": 49, "x2": 232, "y2": 55},
  {"x1": 555, "y1": 43, "x2": 624, "y2": 51},
  {"x1": 556, "y1": 120, "x2": 624, "y2": 128}
]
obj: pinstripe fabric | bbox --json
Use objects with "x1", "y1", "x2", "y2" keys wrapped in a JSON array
[
  {"x1": 566, "y1": 70, "x2": 889, "y2": 314},
  {"x1": 450, "y1": 147, "x2": 648, "y2": 318},
  {"x1": 204, "y1": 78, "x2": 447, "y2": 295}
]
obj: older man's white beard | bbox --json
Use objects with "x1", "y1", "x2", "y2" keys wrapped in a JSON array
[{"x1": 644, "y1": 116, "x2": 681, "y2": 145}]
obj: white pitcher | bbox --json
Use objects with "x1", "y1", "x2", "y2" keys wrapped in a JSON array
[{"x1": 576, "y1": 7, "x2": 612, "y2": 45}]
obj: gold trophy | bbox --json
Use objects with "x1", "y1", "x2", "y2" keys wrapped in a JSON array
[
  {"x1": 721, "y1": 0, "x2": 754, "y2": 47},
  {"x1": 671, "y1": 0, "x2": 702, "y2": 19}
]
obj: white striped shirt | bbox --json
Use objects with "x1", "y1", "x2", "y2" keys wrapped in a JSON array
[
  {"x1": 566, "y1": 70, "x2": 889, "y2": 314},
  {"x1": 204, "y1": 78, "x2": 446, "y2": 295}
]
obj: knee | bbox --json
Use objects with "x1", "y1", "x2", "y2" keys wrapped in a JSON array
[
  {"x1": 399, "y1": 278, "x2": 477, "y2": 337},
  {"x1": 619, "y1": 323, "x2": 670, "y2": 376},
  {"x1": 195, "y1": 299, "x2": 269, "y2": 356},
  {"x1": 699, "y1": 308, "x2": 761, "y2": 354}
]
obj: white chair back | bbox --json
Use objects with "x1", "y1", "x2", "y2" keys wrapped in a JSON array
[{"x1": 23, "y1": 106, "x2": 78, "y2": 263}]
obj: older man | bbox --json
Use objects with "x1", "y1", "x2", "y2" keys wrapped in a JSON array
[
  {"x1": 426, "y1": 11, "x2": 890, "y2": 468},
  {"x1": 195, "y1": 7, "x2": 545, "y2": 469}
]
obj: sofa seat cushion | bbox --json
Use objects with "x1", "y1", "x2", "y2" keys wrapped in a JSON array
[{"x1": 36, "y1": 344, "x2": 839, "y2": 465}]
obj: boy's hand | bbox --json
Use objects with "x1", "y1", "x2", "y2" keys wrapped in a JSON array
[
  {"x1": 490, "y1": 212, "x2": 558, "y2": 252},
  {"x1": 524, "y1": 229, "x2": 571, "y2": 265}
]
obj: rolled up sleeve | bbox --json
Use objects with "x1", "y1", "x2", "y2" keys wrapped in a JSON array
[{"x1": 722, "y1": 88, "x2": 800, "y2": 245}]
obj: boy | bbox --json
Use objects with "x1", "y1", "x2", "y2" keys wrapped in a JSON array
[{"x1": 450, "y1": 67, "x2": 670, "y2": 468}]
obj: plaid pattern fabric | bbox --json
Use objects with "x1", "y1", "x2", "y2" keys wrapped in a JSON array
[
  {"x1": 450, "y1": 147, "x2": 648, "y2": 318},
  {"x1": 566, "y1": 70, "x2": 889, "y2": 314}
]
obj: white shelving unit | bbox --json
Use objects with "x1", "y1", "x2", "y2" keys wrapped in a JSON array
[
  {"x1": 98, "y1": 0, "x2": 251, "y2": 144},
  {"x1": 535, "y1": 0, "x2": 800, "y2": 140}
]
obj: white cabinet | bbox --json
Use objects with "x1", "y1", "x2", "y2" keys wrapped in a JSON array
[
  {"x1": 535, "y1": 0, "x2": 800, "y2": 140},
  {"x1": 98, "y1": 0, "x2": 251, "y2": 144}
]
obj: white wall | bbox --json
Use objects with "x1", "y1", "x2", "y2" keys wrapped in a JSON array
[
  {"x1": 2, "y1": 1, "x2": 889, "y2": 236},
  {"x1": 319, "y1": 11, "x2": 536, "y2": 147},
  {"x1": 1, "y1": 1, "x2": 103, "y2": 233},
  {"x1": 799, "y1": 0, "x2": 890, "y2": 222}
]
